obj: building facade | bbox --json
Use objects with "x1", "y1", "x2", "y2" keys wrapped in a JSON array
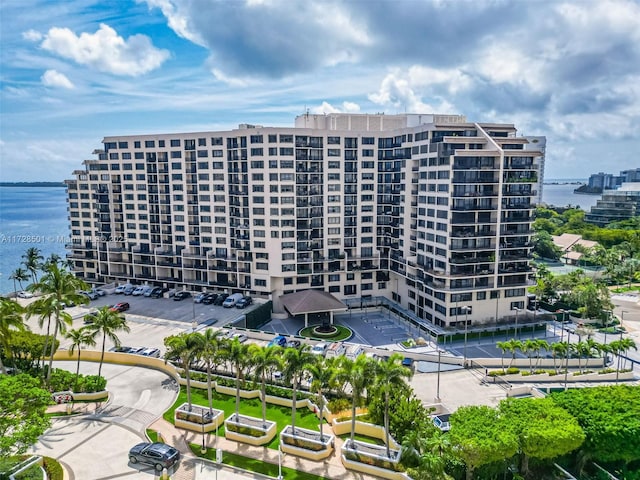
[
  {"x1": 585, "y1": 183, "x2": 640, "y2": 226},
  {"x1": 66, "y1": 113, "x2": 544, "y2": 328}
]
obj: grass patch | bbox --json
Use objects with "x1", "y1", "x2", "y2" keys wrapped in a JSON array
[
  {"x1": 165, "y1": 386, "x2": 322, "y2": 449},
  {"x1": 298, "y1": 325, "x2": 353, "y2": 341},
  {"x1": 339, "y1": 433, "x2": 385, "y2": 446},
  {"x1": 146, "y1": 429, "x2": 159, "y2": 442},
  {"x1": 190, "y1": 445, "x2": 331, "y2": 480}
]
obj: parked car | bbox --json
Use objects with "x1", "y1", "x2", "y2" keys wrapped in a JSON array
[
  {"x1": 114, "y1": 284, "x2": 128, "y2": 294},
  {"x1": 202, "y1": 318, "x2": 218, "y2": 326},
  {"x1": 123, "y1": 284, "x2": 136, "y2": 295},
  {"x1": 139, "y1": 347, "x2": 161, "y2": 358},
  {"x1": 202, "y1": 293, "x2": 218, "y2": 305},
  {"x1": 17, "y1": 291, "x2": 34, "y2": 299},
  {"x1": 325, "y1": 342, "x2": 346, "y2": 358},
  {"x1": 109, "y1": 345, "x2": 133, "y2": 353},
  {"x1": 80, "y1": 290, "x2": 98, "y2": 300},
  {"x1": 345, "y1": 344, "x2": 365, "y2": 360},
  {"x1": 173, "y1": 291, "x2": 191, "y2": 301},
  {"x1": 235, "y1": 296, "x2": 253, "y2": 309},
  {"x1": 83, "y1": 313, "x2": 97, "y2": 324},
  {"x1": 402, "y1": 357, "x2": 415, "y2": 372},
  {"x1": 110, "y1": 302, "x2": 130, "y2": 312},
  {"x1": 149, "y1": 287, "x2": 166, "y2": 298},
  {"x1": 268, "y1": 335, "x2": 287, "y2": 348},
  {"x1": 91, "y1": 287, "x2": 106, "y2": 297},
  {"x1": 213, "y1": 293, "x2": 229, "y2": 306},
  {"x1": 132, "y1": 286, "x2": 150, "y2": 296},
  {"x1": 232, "y1": 333, "x2": 248, "y2": 343},
  {"x1": 311, "y1": 342, "x2": 328, "y2": 356},
  {"x1": 194, "y1": 293, "x2": 207, "y2": 303},
  {"x1": 286, "y1": 339, "x2": 302, "y2": 349},
  {"x1": 223, "y1": 293, "x2": 243, "y2": 308},
  {"x1": 128, "y1": 442, "x2": 180, "y2": 471}
]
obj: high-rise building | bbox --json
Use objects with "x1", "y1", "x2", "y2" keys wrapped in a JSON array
[{"x1": 66, "y1": 113, "x2": 544, "y2": 328}]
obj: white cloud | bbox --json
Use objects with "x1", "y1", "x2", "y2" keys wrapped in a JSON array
[
  {"x1": 40, "y1": 23, "x2": 170, "y2": 76},
  {"x1": 311, "y1": 101, "x2": 361, "y2": 114},
  {"x1": 137, "y1": 0, "x2": 205, "y2": 46},
  {"x1": 22, "y1": 29, "x2": 43, "y2": 41},
  {"x1": 41, "y1": 69, "x2": 75, "y2": 89}
]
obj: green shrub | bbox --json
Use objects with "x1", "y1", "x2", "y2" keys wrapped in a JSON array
[
  {"x1": 506, "y1": 367, "x2": 520, "y2": 375},
  {"x1": 226, "y1": 422, "x2": 266, "y2": 437},
  {"x1": 48, "y1": 369, "x2": 106, "y2": 393},
  {"x1": 344, "y1": 451, "x2": 404, "y2": 471},
  {"x1": 328, "y1": 398, "x2": 350, "y2": 414},
  {"x1": 42, "y1": 457, "x2": 63, "y2": 480},
  {"x1": 488, "y1": 370, "x2": 506, "y2": 377},
  {"x1": 282, "y1": 435, "x2": 325, "y2": 451}
]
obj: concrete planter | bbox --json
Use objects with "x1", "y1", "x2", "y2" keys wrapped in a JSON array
[
  {"x1": 496, "y1": 370, "x2": 636, "y2": 383},
  {"x1": 174, "y1": 403, "x2": 224, "y2": 433},
  {"x1": 341, "y1": 439, "x2": 405, "y2": 480},
  {"x1": 224, "y1": 413, "x2": 277, "y2": 446},
  {"x1": 280, "y1": 425, "x2": 334, "y2": 460}
]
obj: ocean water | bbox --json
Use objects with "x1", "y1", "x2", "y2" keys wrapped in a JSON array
[
  {"x1": 0, "y1": 186, "x2": 70, "y2": 294},
  {"x1": 540, "y1": 182, "x2": 601, "y2": 210}
]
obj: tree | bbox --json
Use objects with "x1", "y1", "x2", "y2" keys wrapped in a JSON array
[
  {"x1": 249, "y1": 343, "x2": 282, "y2": 427},
  {"x1": 9, "y1": 267, "x2": 30, "y2": 293},
  {"x1": 617, "y1": 337, "x2": 637, "y2": 370},
  {"x1": 374, "y1": 353, "x2": 412, "y2": 458},
  {"x1": 305, "y1": 356, "x2": 335, "y2": 442},
  {"x1": 449, "y1": 405, "x2": 518, "y2": 480},
  {"x1": 522, "y1": 339, "x2": 539, "y2": 373},
  {"x1": 0, "y1": 374, "x2": 52, "y2": 457},
  {"x1": 86, "y1": 306, "x2": 130, "y2": 379},
  {"x1": 0, "y1": 298, "x2": 26, "y2": 374},
  {"x1": 282, "y1": 344, "x2": 315, "y2": 435},
  {"x1": 503, "y1": 339, "x2": 522, "y2": 368},
  {"x1": 195, "y1": 329, "x2": 225, "y2": 416},
  {"x1": 22, "y1": 247, "x2": 43, "y2": 284},
  {"x1": 27, "y1": 262, "x2": 88, "y2": 384},
  {"x1": 532, "y1": 230, "x2": 562, "y2": 260},
  {"x1": 66, "y1": 327, "x2": 97, "y2": 391},
  {"x1": 495, "y1": 341, "x2": 508, "y2": 371},
  {"x1": 533, "y1": 339, "x2": 549, "y2": 369},
  {"x1": 4, "y1": 330, "x2": 51, "y2": 373},
  {"x1": 499, "y1": 397, "x2": 585, "y2": 474},
  {"x1": 164, "y1": 332, "x2": 201, "y2": 411},
  {"x1": 221, "y1": 337, "x2": 250, "y2": 420},
  {"x1": 550, "y1": 342, "x2": 567, "y2": 373},
  {"x1": 341, "y1": 354, "x2": 376, "y2": 445}
]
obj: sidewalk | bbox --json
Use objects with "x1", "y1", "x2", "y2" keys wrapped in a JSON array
[{"x1": 150, "y1": 418, "x2": 377, "y2": 480}]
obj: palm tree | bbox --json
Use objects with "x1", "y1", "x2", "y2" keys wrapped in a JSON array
[
  {"x1": 164, "y1": 332, "x2": 201, "y2": 411},
  {"x1": 503, "y1": 339, "x2": 522, "y2": 369},
  {"x1": 249, "y1": 343, "x2": 282, "y2": 428},
  {"x1": 22, "y1": 247, "x2": 43, "y2": 284},
  {"x1": 341, "y1": 354, "x2": 376, "y2": 446},
  {"x1": 222, "y1": 337, "x2": 250, "y2": 420},
  {"x1": 550, "y1": 342, "x2": 567, "y2": 373},
  {"x1": 282, "y1": 344, "x2": 315, "y2": 435},
  {"x1": 66, "y1": 327, "x2": 96, "y2": 391},
  {"x1": 27, "y1": 262, "x2": 87, "y2": 384},
  {"x1": 522, "y1": 339, "x2": 539, "y2": 372},
  {"x1": 534, "y1": 339, "x2": 549, "y2": 369},
  {"x1": 305, "y1": 356, "x2": 336, "y2": 442},
  {"x1": 196, "y1": 329, "x2": 225, "y2": 416},
  {"x1": 618, "y1": 338, "x2": 637, "y2": 370},
  {"x1": 86, "y1": 306, "x2": 130, "y2": 379},
  {"x1": 496, "y1": 341, "x2": 509, "y2": 371},
  {"x1": 375, "y1": 353, "x2": 412, "y2": 458},
  {"x1": 9, "y1": 267, "x2": 30, "y2": 294},
  {"x1": 0, "y1": 298, "x2": 26, "y2": 374}
]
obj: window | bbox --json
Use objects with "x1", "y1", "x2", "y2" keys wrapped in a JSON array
[
  {"x1": 170, "y1": 139, "x2": 181, "y2": 147},
  {"x1": 145, "y1": 140, "x2": 155, "y2": 148}
]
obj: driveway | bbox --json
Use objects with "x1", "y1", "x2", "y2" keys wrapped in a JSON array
[{"x1": 32, "y1": 361, "x2": 180, "y2": 480}]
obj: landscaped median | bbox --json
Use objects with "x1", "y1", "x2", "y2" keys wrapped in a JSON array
[{"x1": 487, "y1": 367, "x2": 636, "y2": 383}]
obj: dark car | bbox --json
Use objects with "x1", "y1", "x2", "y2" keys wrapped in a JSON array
[
  {"x1": 129, "y1": 442, "x2": 180, "y2": 471},
  {"x1": 235, "y1": 296, "x2": 253, "y2": 309},
  {"x1": 149, "y1": 287, "x2": 167, "y2": 298},
  {"x1": 173, "y1": 291, "x2": 191, "y2": 301},
  {"x1": 213, "y1": 293, "x2": 228, "y2": 306},
  {"x1": 268, "y1": 335, "x2": 288, "y2": 348},
  {"x1": 286, "y1": 339, "x2": 301, "y2": 349},
  {"x1": 110, "y1": 302, "x2": 130, "y2": 312},
  {"x1": 202, "y1": 293, "x2": 218, "y2": 305}
]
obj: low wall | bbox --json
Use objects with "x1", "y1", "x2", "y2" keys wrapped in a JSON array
[
  {"x1": 476, "y1": 357, "x2": 606, "y2": 369},
  {"x1": 224, "y1": 416, "x2": 277, "y2": 446},
  {"x1": 497, "y1": 370, "x2": 636, "y2": 384},
  {"x1": 341, "y1": 454, "x2": 409, "y2": 480},
  {"x1": 331, "y1": 419, "x2": 400, "y2": 449}
]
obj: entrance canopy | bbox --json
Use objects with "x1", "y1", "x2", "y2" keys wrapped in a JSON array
[{"x1": 279, "y1": 290, "x2": 347, "y2": 327}]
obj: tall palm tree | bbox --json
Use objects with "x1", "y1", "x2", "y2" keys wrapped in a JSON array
[
  {"x1": 195, "y1": 329, "x2": 225, "y2": 416},
  {"x1": 86, "y1": 306, "x2": 130, "y2": 379},
  {"x1": 341, "y1": 354, "x2": 376, "y2": 446},
  {"x1": 249, "y1": 344, "x2": 282, "y2": 428},
  {"x1": 66, "y1": 327, "x2": 96, "y2": 391},
  {"x1": 282, "y1": 344, "x2": 315, "y2": 435},
  {"x1": 375, "y1": 353, "x2": 412, "y2": 458},
  {"x1": 0, "y1": 298, "x2": 26, "y2": 374},
  {"x1": 550, "y1": 342, "x2": 567, "y2": 373},
  {"x1": 618, "y1": 337, "x2": 637, "y2": 370},
  {"x1": 221, "y1": 337, "x2": 250, "y2": 420},
  {"x1": 522, "y1": 339, "x2": 539, "y2": 372},
  {"x1": 534, "y1": 339, "x2": 549, "y2": 369},
  {"x1": 305, "y1": 356, "x2": 336, "y2": 442},
  {"x1": 164, "y1": 332, "x2": 201, "y2": 411},
  {"x1": 9, "y1": 267, "x2": 30, "y2": 293},
  {"x1": 503, "y1": 339, "x2": 522, "y2": 369},
  {"x1": 496, "y1": 341, "x2": 509, "y2": 371},
  {"x1": 27, "y1": 262, "x2": 87, "y2": 384},
  {"x1": 22, "y1": 247, "x2": 44, "y2": 284}
]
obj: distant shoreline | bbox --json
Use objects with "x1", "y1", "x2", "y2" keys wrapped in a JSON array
[{"x1": 0, "y1": 182, "x2": 65, "y2": 187}]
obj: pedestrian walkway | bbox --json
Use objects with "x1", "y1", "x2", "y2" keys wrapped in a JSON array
[{"x1": 149, "y1": 418, "x2": 377, "y2": 480}]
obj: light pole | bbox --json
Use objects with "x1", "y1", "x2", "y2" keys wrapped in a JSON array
[
  {"x1": 621, "y1": 310, "x2": 627, "y2": 331},
  {"x1": 463, "y1": 306, "x2": 471, "y2": 366},
  {"x1": 277, "y1": 444, "x2": 284, "y2": 480},
  {"x1": 436, "y1": 348, "x2": 443, "y2": 402},
  {"x1": 564, "y1": 331, "x2": 572, "y2": 391},
  {"x1": 512, "y1": 307, "x2": 521, "y2": 340}
]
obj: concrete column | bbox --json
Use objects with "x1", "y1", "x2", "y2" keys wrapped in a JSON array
[
  {"x1": 305, "y1": 313, "x2": 308, "y2": 328},
  {"x1": 330, "y1": 311, "x2": 334, "y2": 325}
]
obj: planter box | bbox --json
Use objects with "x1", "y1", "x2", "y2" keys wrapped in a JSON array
[
  {"x1": 496, "y1": 370, "x2": 636, "y2": 383},
  {"x1": 280, "y1": 425, "x2": 334, "y2": 460},
  {"x1": 342, "y1": 440, "x2": 405, "y2": 480},
  {"x1": 174, "y1": 403, "x2": 224, "y2": 433},
  {"x1": 224, "y1": 413, "x2": 277, "y2": 446}
]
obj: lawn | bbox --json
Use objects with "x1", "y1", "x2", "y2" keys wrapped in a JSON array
[
  {"x1": 165, "y1": 386, "x2": 323, "y2": 449},
  {"x1": 190, "y1": 445, "x2": 331, "y2": 480}
]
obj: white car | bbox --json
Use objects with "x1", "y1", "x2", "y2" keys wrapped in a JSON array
[
  {"x1": 132, "y1": 286, "x2": 147, "y2": 296},
  {"x1": 17, "y1": 291, "x2": 34, "y2": 299},
  {"x1": 311, "y1": 342, "x2": 328, "y2": 356}
]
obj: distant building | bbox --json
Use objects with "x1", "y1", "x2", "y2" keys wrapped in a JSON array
[
  {"x1": 585, "y1": 183, "x2": 640, "y2": 226},
  {"x1": 588, "y1": 172, "x2": 616, "y2": 190}
]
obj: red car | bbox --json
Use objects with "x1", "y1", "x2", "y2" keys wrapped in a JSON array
[{"x1": 110, "y1": 302, "x2": 130, "y2": 312}]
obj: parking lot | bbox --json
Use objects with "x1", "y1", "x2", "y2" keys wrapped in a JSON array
[{"x1": 83, "y1": 292, "x2": 255, "y2": 327}]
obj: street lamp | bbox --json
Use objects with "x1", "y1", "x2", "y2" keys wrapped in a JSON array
[
  {"x1": 564, "y1": 331, "x2": 572, "y2": 391},
  {"x1": 436, "y1": 348, "x2": 444, "y2": 402},
  {"x1": 512, "y1": 307, "x2": 521, "y2": 339},
  {"x1": 621, "y1": 310, "x2": 628, "y2": 330},
  {"x1": 463, "y1": 306, "x2": 472, "y2": 366},
  {"x1": 277, "y1": 444, "x2": 284, "y2": 480}
]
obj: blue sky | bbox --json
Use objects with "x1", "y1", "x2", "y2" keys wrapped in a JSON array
[{"x1": 1, "y1": 0, "x2": 639, "y2": 182}]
